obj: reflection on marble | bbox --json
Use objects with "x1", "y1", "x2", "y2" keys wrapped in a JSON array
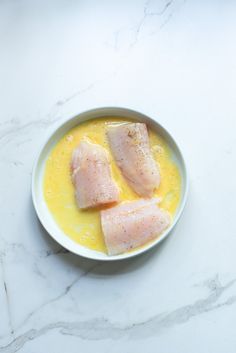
[{"x1": 1, "y1": 0, "x2": 236, "y2": 352}]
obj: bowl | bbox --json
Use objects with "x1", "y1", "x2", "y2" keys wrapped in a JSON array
[{"x1": 32, "y1": 107, "x2": 188, "y2": 261}]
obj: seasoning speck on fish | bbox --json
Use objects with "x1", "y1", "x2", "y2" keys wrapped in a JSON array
[
  {"x1": 71, "y1": 140, "x2": 119, "y2": 209},
  {"x1": 107, "y1": 123, "x2": 160, "y2": 197},
  {"x1": 101, "y1": 198, "x2": 170, "y2": 255}
]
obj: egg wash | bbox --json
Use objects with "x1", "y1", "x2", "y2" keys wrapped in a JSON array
[{"x1": 44, "y1": 118, "x2": 181, "y2": 253}]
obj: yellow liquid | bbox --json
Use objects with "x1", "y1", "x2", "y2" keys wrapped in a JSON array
[{"x1": 44, "y1": 118, "x2": 181, "y2": 253}]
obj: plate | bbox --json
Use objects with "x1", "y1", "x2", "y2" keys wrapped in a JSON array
[{"x1": 32, "y1": 107, "x2": 188, "y2": 261}]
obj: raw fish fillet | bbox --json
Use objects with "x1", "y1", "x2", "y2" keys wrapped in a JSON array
[
  {"x1": 71, "y1": 141, "x2": 119, "y2": 209},
  {"x1": 101, "y1": 198, "x2": 170, "y2": 255},
  {"x1": 107, "y1": 123, "x2": 160, "y2": 197}
]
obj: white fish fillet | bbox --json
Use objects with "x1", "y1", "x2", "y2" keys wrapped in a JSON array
[
  {"x1": 101, "y1": 198, "x2": 170, "y2": 255},
  {"x1": 107, "y1": 123, "x2": 160, "y2": 197},
  {"x1": 71, "y1": 141, "x2": 119, "y2": 209}
]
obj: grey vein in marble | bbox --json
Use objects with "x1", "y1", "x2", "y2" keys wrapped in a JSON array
[
  {"x1": 39, "y1": 246, "x2": 70, "y2": 258},
  {"x1": 0, "y1": 258, "x2": 14, "y2": 338},
  {"x1": 131, "y1": 0, "x2": 174, "y2": 47},
  {"x1": 112, "y1": 0, "x2": 177, "y2": 50},
  {"x1": 16, "y1": 261, "x2": 101, "y2": 331},
  {"x1": 1, "y1": 275, "x2": 236, "y2": 353},
  {"x1": 0, "y1": 116, "x2": 61, "y2": 146},
  {"x1": 0, "y1": 240, "x2": 69, "y2": 261},
  {"x1": 56, "y1": 81, "x2": 99, "y2": 107},
  {"x1": 0, "y1": 80, "x2": 99, "y2": 145}
]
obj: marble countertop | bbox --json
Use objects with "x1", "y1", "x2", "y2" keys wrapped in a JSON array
[{"x1": 1, "y1": 1, "x2": 236, "y2": 352}]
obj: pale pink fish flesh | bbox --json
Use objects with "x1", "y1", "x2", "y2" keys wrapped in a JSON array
[
  {"x1": 71, "y1": 140, "x2": 119, "y2": 209},
  {"x1": 107, "y1": 123, "x2": 160, "y2": 197},
  {"x1": 101, "y1": 198, "x2": 170, "y2": 255}
]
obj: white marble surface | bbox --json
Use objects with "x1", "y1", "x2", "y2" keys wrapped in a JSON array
[{"x1": 1, "y1": 0, "x2": 236, "y2": 352}]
